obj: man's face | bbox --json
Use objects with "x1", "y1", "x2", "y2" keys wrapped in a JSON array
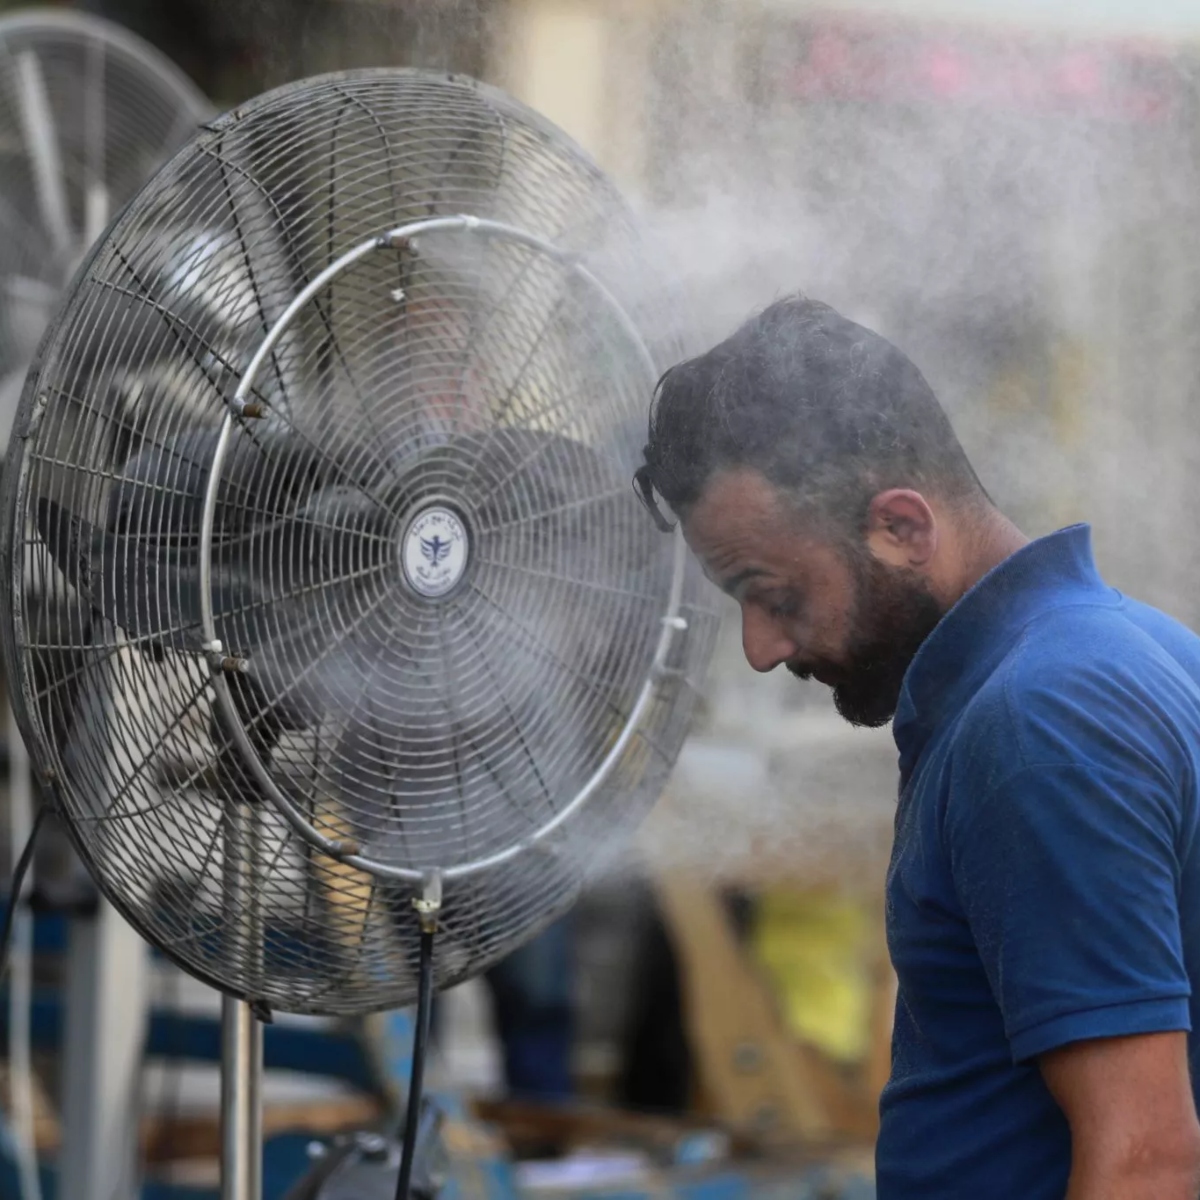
[{"x1": 682, "y1": 469, "x2": 944, "y2": 727}]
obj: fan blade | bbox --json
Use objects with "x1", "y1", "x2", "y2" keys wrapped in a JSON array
[
  {"x1": 40, "y1": 464, "x2": 391, "y2": 667},
  {"x1": 14, "y1": 50, "x2": 71, "y2": 256},
  {"x1": 320, "y1": 606, "x2": 571, "y2": 848},
  {"x1": 53, "y1": 271, "x2": 205, "y2": 393},
  {"x1": 110, "y1": 433, "x2": 390, "y2": 596},
  {"x1": 109, "y1": 423, "x2": 331, "y2": 538},
  {"x1": 33, "y1": 497, "x2": 270, "y2": 650},
  {"x1": 61, "y1": 629, "x2": 214, "y2": 814},
  {"x1": 36, "y1": 497, "x2": 202, "y2": 646}
]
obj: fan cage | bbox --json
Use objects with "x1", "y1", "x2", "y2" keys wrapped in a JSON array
[{"x1": 1, "y1": 69, "x2": 720, "y2": 1015}]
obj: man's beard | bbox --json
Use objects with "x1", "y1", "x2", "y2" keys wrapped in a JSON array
[{"x1": 788, "y1": 552, "x2": 944, "y2": 728}]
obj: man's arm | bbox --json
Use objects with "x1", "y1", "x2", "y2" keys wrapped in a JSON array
[{"x1": 1039, "y1": 1031, "x2": 1200, "y2": 1200}]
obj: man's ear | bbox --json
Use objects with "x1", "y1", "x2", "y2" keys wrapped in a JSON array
[{"x1": 864, "y1": 489, "x2": 937, "y2": 568}]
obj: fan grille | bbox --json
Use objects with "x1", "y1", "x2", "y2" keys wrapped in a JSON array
[{"x1": 3, "y1": 70, "x2": 718, "y2": 1015}]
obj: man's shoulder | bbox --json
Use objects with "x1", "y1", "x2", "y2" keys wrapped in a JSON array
[
  {"x1": 1001, "y1": 597, "x2": 1200, "y2": 702},
  {"x1": 955, "y1": 597, "x2": 1200, "y2": 777}
]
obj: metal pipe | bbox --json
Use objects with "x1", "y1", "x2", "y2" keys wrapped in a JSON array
[
  {"x1": 220, "y1": 996, "x2": 262, "y2": 1200},
  {"x1": 220, "y1": 793, "x2": 264, "y2": 1200},
  {"x1": 248, "y1": 1013, "x2": 263, "y2": 1200}
]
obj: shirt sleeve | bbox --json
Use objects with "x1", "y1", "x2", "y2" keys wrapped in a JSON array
[{"x1": 945, "y1": 759, "x2": 1191, "y2": 1064}]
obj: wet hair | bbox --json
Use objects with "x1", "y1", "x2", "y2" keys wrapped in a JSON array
[{"x1": 634, "y1": 295, "x2": 987, "y2": 536}]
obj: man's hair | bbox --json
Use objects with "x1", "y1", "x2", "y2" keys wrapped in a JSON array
[{"x1": 635, "y1": 295, "x2": 987, "y2": 535}]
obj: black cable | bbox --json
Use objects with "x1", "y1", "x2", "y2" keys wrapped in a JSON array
[
  {"x1": 394, "y1": 928, "x2": 435, "y2": 1200},
  {"x1": 0, "y1": 806, "x2": 49, "y2": 982}
]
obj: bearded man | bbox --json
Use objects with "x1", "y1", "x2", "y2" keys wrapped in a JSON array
[{"x1": 634, "y1": 295, "x2": 1200, "y2": 1200}]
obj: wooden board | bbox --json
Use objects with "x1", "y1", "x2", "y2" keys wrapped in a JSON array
[
  {"x1": 653, "y1": 873, "x2": 894, "y2": 1148},
  {"x1": 653, "y1": 874, "x2": 833, "y2": 1144}
]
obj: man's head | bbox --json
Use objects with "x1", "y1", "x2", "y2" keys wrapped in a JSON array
[{"x1": 635, "y1": 295, "x2": 992, "y2": 727}]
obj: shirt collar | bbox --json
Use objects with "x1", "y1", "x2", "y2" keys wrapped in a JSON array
[{"x1": 892, "y1": 524, "x2": 1116, "y2": 779}]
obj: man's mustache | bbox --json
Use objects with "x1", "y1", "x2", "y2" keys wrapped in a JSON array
[{"x1": 787, "y1": 660, "x2": 841, "y2": 687}]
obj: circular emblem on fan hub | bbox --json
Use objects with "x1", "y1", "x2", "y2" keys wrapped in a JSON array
[{"x1": 401, "y1": 505, "x2": 470, "y2": 598}]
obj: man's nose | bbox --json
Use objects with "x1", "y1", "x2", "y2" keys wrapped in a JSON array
[{"x1": 741, "y1": 607, "x2": 796, "y2": 674}]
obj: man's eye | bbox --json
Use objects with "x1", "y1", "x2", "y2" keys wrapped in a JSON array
[{"x1": 766, "y1": 597, "x2": 799, "y2": 619}]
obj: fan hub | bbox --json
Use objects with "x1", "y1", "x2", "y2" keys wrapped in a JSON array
[{"x1": 400, "y1": 503, "x2": 471, "y2": 599}]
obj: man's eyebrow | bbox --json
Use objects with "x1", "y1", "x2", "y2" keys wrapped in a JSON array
[{"x1": 718, "y1": 567, "x2": 768, "y2": 597}]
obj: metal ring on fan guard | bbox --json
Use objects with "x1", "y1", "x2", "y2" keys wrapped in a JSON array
[{"x1": 197, "y1": 214, "x2": 689, "y2": 884}]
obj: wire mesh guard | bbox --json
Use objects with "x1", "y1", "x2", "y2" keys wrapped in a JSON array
[
  {"x1": 0, "y1": 69, "x2": 719, "y2": 1015},
  {"x1": 0, "y1": 8, "x2": 210, "y2": 449}
]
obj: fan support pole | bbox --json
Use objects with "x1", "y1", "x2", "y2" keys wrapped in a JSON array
[
  {"x1": 220, "y1": 997, "x2": 263, "y2": 1200},
  {"x1": 220, "y1": 796, "x2": 264, "y2": 1200}
]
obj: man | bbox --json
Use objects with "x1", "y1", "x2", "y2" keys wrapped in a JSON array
[{"x1": 633, "y1": 295, "x2": 1200, "y2": 1199}]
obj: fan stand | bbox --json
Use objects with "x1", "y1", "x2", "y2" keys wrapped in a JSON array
[
  {"x1": 216, "y1": 847, "x2": 442, "y2": 1200},
  {"x1": 220, "y1": 799, "x2": 266, "y2": 1200},
  {"x1": 220, "y1": 996, "x2": 263, "y2": 1200}
]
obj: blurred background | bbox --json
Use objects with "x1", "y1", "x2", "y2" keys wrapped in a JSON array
[{"x1": 4, "y1": 0, "x2": 1200, "y2": 1197}]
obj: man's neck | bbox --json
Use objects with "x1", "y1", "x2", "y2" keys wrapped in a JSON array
[{"x1": 936, "y1": 506, "x2": 1030, "y2": 610}]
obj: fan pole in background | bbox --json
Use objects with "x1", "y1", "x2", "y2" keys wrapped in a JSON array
[{"x1": 59, "y1": 906, "x2": 150, "y2": 1200}]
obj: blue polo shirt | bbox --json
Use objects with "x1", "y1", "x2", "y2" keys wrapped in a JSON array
[{"x1": 877, "y1": 524, "x2": 1200, "y2": 1198}]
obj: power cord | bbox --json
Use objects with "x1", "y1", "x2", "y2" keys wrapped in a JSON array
[
  {"x1": 393, "y1": 928, "x2": 435, "y2": 1200},
  {"x1": 0, "y1": 805, "x2": 48, "y2": 981}
]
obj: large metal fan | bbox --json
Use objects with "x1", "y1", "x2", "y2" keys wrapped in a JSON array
[
  {"x1": 0, "y1": 67, "x2": 717, "y2": 1196},
  {"x1": 0, "y1": 7, "x2": 210, "y2": 449}
]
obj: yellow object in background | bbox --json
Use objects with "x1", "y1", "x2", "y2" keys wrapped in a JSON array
[{"x1": 749, "y1": 888, "x2": 874, "y2": 1065}]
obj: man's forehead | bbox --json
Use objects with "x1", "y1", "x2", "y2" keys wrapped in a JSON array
[
  {"x1": 684, "y1": 483, "x2": 848, "y2": 596},
  {"x1": 690, "y1": 529, "x2": 806, "y2": 600},
  {"x1": 686, "y1": 471, "x2": 812, "y2": 550},
  {"x1": 684, "y1": 473, "x2": 787, "y2": 555},
  {"x1": 692, "y1": 467, "x2": 787, "y2": 518}
]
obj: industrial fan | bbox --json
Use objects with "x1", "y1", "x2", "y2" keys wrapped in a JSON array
[
  {"x1": 0, "y1": 68, "x2": 718, "y2": 1198},
  {"x1": 0, "y1": 7, "x2": 211, "y2": 447}
]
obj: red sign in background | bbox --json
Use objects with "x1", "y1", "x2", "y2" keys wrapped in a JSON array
[{"x1": 788, "y1": 19, "x2": 1184, "y2": 122}]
